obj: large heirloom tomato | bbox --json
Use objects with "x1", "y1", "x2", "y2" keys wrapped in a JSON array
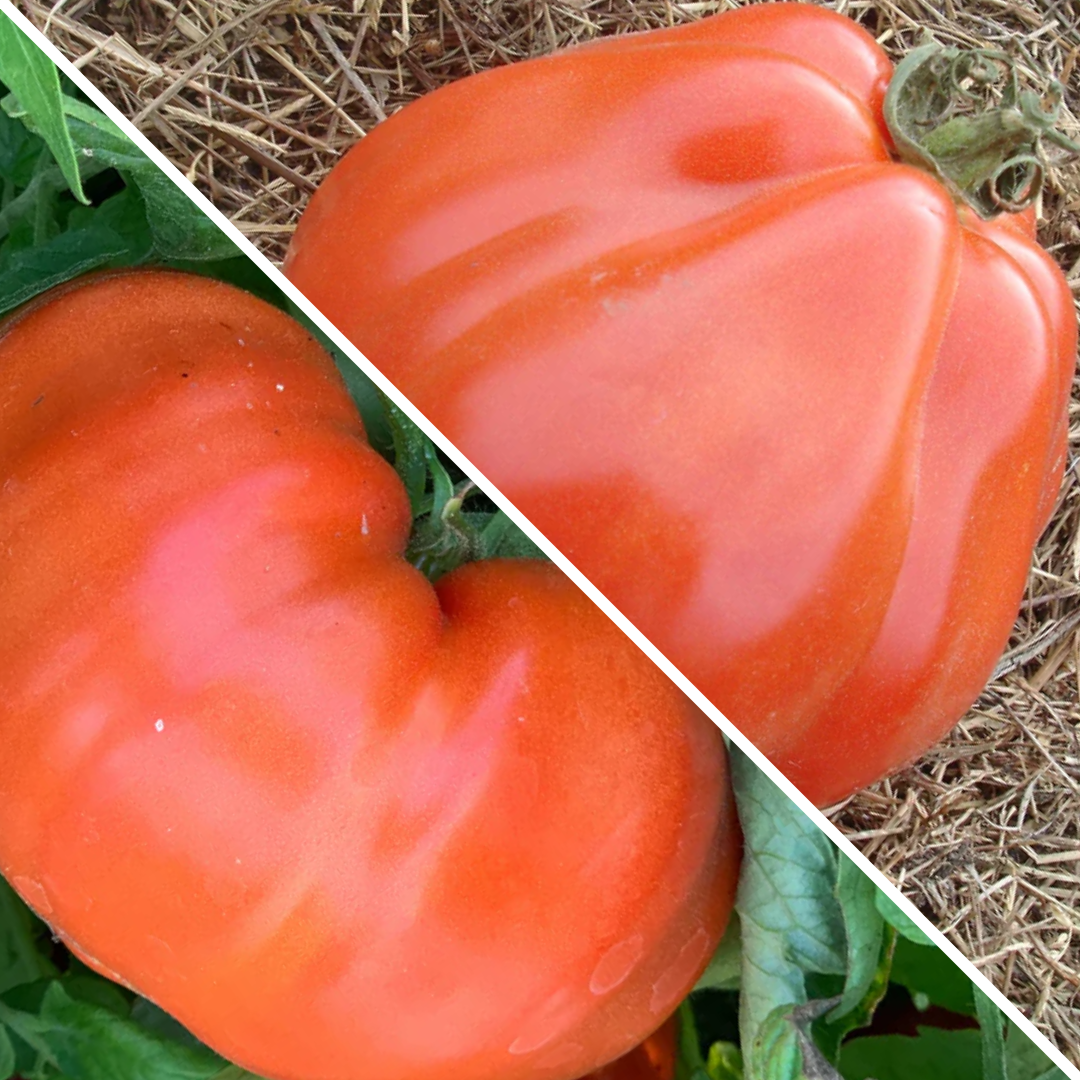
[
  {"x1": 0, "y1": 272, "x2": 739, "y2": 1080},
  {"x1": 285, "y1": 2, "x2": 1078, "y2": 806}
]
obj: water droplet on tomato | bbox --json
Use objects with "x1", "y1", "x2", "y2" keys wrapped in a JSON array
[
  {"x1": 535, "y1": 1040, "x2": 584, "y2": 1071},
  {"x1": 12, "y1": 876, "x2": 52, "y2": 917},
  {"x1": 649, "y1": 926, "x2": 710, "y2": 1014},
  {"x1": 507, "y1": 989, "x2": 579, "y2": 1055},
  {"x1": 589, "y1": 933, "x2": 644, "y2": 995}
]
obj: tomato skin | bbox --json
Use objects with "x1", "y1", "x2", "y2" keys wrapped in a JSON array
[
  {"x1": 580, "y1": 1015, "x2": 677, "y2": 1080},
  {"x1": 0, "y1": 272, "x2": 740, "y2": 1080},
  {"x1": 284, "y1": 3, "x2": 1077, "y2": 805}
]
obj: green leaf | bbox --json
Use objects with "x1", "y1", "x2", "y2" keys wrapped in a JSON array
[
  {"x1": 279, "y1": 303, "x2": 395, "y2": 456},
  {"x1": 0, "y1": 97, "x2": 45, "y2": 184},
  {"x1": 888, "y1": 937, "x2": 974, "y2": 1017},
  {"x1": 749, "y1": 999, "x2": 843, "y2": 1080},
  {"x1": 730, "y1": 748, "x2": 845, "y2": 1079},
  {"x1": 0, "y1": 223, "x2": 128, "y2": 315},
  {"x1": 814, "y1": 928, "x2": 895, "y2": 1065},
  {"x1": 5, "y1": 91, "x2": 234, "y2": 263},
  {"x1": 706, "y1": 1042, "x2": 744, "y2": 1080},
  {"x1": 874, "y1": 891, "x2": 933, "y2": 946},
  {"x1": 838, "y1": 1027, "x2": 982, "y2": 1080},
  {"x1": 974, "y1": 988, "x2": 1006, "y2": 1080},
  {"x1": 384, "y1": 398, "x2": 432, "y2": 514},
  {"x1": 0, "y1": 879, "x2": 56, "y2": 996},
  {"x1": 0, "y1": 1024, "x2": 16, "y2": 1080},
  {"x1": 59, "y1": 971, "x2": 130, "y2": 1020},
  {"x1": 30, "y1": 981, "x2": 225, "y2": 1080},
  {"x1": 0, "y1": 17, "x2": 86, "y2": 203},
  {"x1": 425, "y1": 440, "x2": 456, "y2": 519},
  {"x1": 830, "y1": 856, "x2": 886, "y2": 1022},
  {"x1": 0, "y1": 93, "x2": 162, "y2": 311},
  {"x1": 675, "y1": 1000, "x2": 711, "y2": 1080},
  {"x1": 1005, "y1": 1023, "x2": 1068, "y2": 1080},
  {"x1": 129, "y1": 999, "x2": 208, "y2": 1052},
  {"x1": 55, "y1": 98, "x2": 237, "y2": 262},
  {"x1": 333, "y1": 357, "x2": 393, "y2": 457},
  {"x1": 0, "y1": 992, "x2": 62, "y2": 1070},
  {"x1": 478, "y1": 511, "x2": 546, "y2": 561},
  {"x1": 694, "y1": 912, "x2": 742, "y2": 993}
]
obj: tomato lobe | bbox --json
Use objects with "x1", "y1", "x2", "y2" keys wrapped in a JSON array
[
  {"x1": 0, "y1": 272, "x2": 739, "y2": 1080},
  {"x1": 285, "y1": 3, "x2": 1077, "y2": 804}
]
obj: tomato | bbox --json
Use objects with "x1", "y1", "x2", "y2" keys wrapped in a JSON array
[
  {"x1": 0, "y1": 272, "x2": 740, "y2": 1080},
  {"x1": 580, "y1": 1015, "x2": 677, "y2": 1080},
  {"x1": 284, "y1": 2, "x2": 1077, "y2": 806}
]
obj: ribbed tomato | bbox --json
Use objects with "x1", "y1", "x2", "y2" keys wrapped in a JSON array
[
  {"x1": 285, "y1": 2, "x2": 1077, "y2": 805},
  {"x1": 0, "y1": 271, "x2": 739, "y2": 1080}
]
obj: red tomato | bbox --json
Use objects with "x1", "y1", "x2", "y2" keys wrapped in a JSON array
[
  {"x1": 0, "y1": 272, "x2": 740, "y2": 1080},
  {"x1": 581, "y1": 1015, "x2": 678, "y2": 1080},
  {"x1": 284, "y1": 2, "x2": 1077, "y2": 805}
]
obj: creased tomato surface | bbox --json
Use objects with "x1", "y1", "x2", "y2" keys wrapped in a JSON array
[
  {"x1": 285, "y1": 3, "x2": 1077, "y2": 805},
  {"x1": 0, "y1": 271, "x2": 739, "y2": 1080}
]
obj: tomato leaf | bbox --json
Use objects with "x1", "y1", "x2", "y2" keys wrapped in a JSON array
[
  {"x1": 705, "y1": 1041, "x2": 744, "y2": 1080},
  {"x1": 384, "y1": 398, "x2": 432, "y2": 514},
  {"x1": 887, "y1": 936, "x2": 974, "y2": 1017},
  {"x1": 0, "y1": 218, "x2": 129, "y2": 314},
  {"x1": 829, "y1": 856, "x2": 887, "y2": 1023},
  {"x1": 0, "y1": 1023, "x2": 15, "y2": 1080},
  {"x1": 1005, "y1": 1023, "x2": 1069, "y2": 1080},
  {"x1": 820, "y1": 934, "x2": 895, "y2": 1067},
  {"x1": 425, "y1": 439, "x2": 457, "y2": 519},
  {"x1": 381, "y1": 396, "x2": 548, "y2": 573},
  {"x1": 873, "y1": 891, "x2": 933, "y2": 946},
  {"x1": 58, "y1": 972, "x2": 130, "y2": 1021},
  {"x1": 971, "y1": 990, "x2": 1062, "y2": 1080},
  {"x1": 0, "y1": 881, "x2": 56, "y2": 996},
  {"x1": 0, "y1": 26, "x2": 242, "y2": 314},
  {"x1": 9, "y1": 981, "x2": 226, "y2": 1080},
  {"x1": 46, "y1": 96, "x2": 236, "y2": 262},
  {"x1": 974, "y1": 987, "x2": 1006, "y2": 1080},
  {"x1": 839, "y1": 1027, "x2": 984, "y2": 1080},
  {"x1": 694, "y1": 912, "x2": 742, "y2": 993},
  {"x1": 129, "y1": 1000, "x2": 209, "y2": 1052},
  {"x1": 0, "y1": 21, "x2": 305, "y2": 334},
  {"x1": 0, "y1": 17, "x2": 86, "y2": 204},
  {"x1": 477, "y1": 510, "x2": 546, "y2": 561},
  {"x1": 0, "y1": 991, "x2": 62, "y2": 1073},
  {"x1": 675, "y1": 1000, "x2": 712, "y2": 1080},
  {"x1": 0, "y1": 87, "x2": 44, "y2": 185},
  {"x1": 843, "y1": 1014, "x2": 1068, "y2": 1080},
  {"x1": 750, "y1": 998, "x2": 844, "y2": 1080},
  {"x1": 729, "y1": 747, "x2": 845, "y2": 1080}
]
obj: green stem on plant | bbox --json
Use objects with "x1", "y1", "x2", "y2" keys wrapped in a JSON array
[
  {"x1": 405, "y1": 479, "x2": 485, "y2": 581},
  {"x1": 884, "y1": 40, "x2": 1079, "y2": 219}
]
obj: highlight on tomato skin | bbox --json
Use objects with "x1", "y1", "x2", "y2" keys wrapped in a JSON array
[
  {"x1": 283, "y1": 1, "x2": 1078, "y2": 807},
  {"x1": 0, "y1": 269, "x2": 741, "y2": 1080}
]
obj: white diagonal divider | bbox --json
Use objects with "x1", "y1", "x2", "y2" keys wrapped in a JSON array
[{"x1": 2, "y1": 3, "x2": 1073, "y2": 1075}]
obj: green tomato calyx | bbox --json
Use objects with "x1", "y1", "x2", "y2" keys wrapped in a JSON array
[{"x1": 884, "y1": 40, "x2": 1079, "y2": 219}]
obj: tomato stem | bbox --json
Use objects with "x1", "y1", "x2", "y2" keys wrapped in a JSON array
[
  {"x1": 406, "y1": 479, "x2": 485, "y2": 580},
  {"x1": 884, "y1": 41, "x2": 1078, "y2": 218}
]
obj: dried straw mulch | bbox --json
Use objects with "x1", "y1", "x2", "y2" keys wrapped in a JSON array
[{"x1": 17, "y1": 0, "x2": 1080, "y2": 1062}]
